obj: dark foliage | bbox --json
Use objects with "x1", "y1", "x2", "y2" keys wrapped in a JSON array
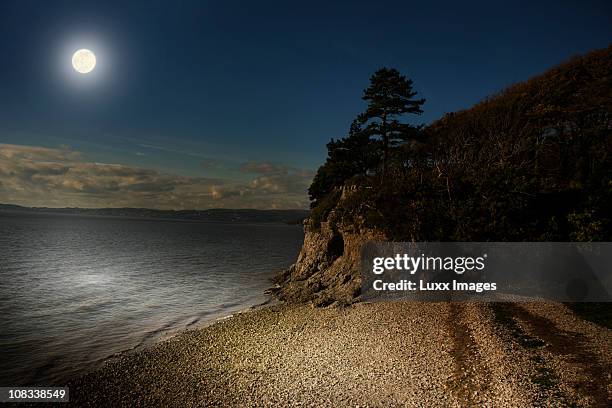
[
  {"x1": 308, "y1": 121, "x2": 380, "y2": 207},
  {"x1": 308, "y1": 68, "x2": 425, "y2": 207},
  {"x1": 310, "y1": 46, "x2": 612, "y2": 241},
  {"x1": 357, "y1": 68, "x2": 426, "y2": 174}
]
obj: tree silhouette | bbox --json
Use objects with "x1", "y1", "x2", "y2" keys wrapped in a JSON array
[
  {"x1": 357, "y1": 68, "x2": 425, "y2": 174},
  {"x1": 308, "y1": 120, "x2": 380, "y2": 206},
  {"x1": 308, "y1": 68, "x2": 424, "y2": 204}
]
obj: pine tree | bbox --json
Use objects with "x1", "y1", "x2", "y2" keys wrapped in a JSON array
[{"x1": 357, "y1": 68, "x2": 425, "y2": 174}]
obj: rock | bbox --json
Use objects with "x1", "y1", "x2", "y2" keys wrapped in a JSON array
[{"x1": 274, "y1": 214, "x2": 386, "y2": 305}]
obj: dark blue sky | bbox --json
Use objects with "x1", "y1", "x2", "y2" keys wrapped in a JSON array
[{"x1": 0, "y1": 0, "x2": 610, "y2": 208}]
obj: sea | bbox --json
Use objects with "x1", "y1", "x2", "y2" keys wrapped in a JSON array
[{"x1": 0, "y1": 211, "x2": 303, "y2": 386}]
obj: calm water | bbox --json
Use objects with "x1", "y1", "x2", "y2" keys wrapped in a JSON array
[{"x1": 0, "y1": 211, "x2": 303, "y2": 386}]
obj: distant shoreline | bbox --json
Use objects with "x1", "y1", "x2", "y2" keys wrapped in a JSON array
[{"x1": 0, "y1": 204, "x2": 309, "y2": 225}]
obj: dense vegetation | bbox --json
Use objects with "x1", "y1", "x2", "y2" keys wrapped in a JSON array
[{"x1": 309, "y1": 46, "x2": 611, "y2": 242}]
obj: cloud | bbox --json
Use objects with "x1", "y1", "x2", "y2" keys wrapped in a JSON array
[
  {"x1": 237, "y1": 161, "x2": 315, "y2": 204},
  {"x1": 248, "y1": 173, "x2": 311, "y2": 194},
  {"x1": 240, "y1": 161, "x2": 289, "y2": 175},
  {"x1": 200, "y1": 158, "x2": 220, "y2": 169},
  {"x1": 0, "y1": 144, "x2": 80, "y2": 162},
  {"x1": 0, "y1": 144, "x2": 313, "y2": 210}
]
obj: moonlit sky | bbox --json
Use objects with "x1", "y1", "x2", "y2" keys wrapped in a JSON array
[{"x1": 0, "y1": 0, "x2": 610, "y2": 209}]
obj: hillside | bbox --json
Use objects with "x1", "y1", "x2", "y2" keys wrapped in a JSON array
[{"x1": 275, "y1": 46, "x2": 612, "y2": 305}]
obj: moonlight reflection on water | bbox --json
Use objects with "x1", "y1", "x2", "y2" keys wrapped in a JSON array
[{"x1": 0, "y1": 212, "x2": 303, "y2": 386}]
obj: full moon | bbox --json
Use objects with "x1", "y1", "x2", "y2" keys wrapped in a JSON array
[{"x1": 72, "y1": 49, "x2": 96, "y2": 74}]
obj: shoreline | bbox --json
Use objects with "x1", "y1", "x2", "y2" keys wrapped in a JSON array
[
  {"x1": 145, "y1": 295, "x2": 283, "y2": 347},
  {"x1": 68, "y1": 301, "x2": 611, "y2": 407},
  {"x1": 99, "y1": 295, "x2": 282, "y2": 369}
]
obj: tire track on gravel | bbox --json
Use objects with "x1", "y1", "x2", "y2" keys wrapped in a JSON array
[
  {"x1": 447, "y1": 303, "x2": 491, "y2": 406},
  {"x1": 492, "y1": 303, "x2": 611, "y2": 407}
]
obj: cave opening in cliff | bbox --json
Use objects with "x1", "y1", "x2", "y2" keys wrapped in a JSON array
[{"x1": 327, "y1": 233, "x2": 344, "y2": 259}]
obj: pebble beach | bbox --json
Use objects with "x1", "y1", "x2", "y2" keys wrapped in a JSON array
[{"x1": 69, "y1": 302, "x2": 612, "y2": 407}]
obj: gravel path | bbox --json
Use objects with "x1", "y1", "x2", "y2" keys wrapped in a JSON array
[{"x1": 69, "y1": 302, "x2": 611, "y2": 407}]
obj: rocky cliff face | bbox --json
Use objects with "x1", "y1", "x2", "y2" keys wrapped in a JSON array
[{"x1": 274, "y1": 206, "x2": 386, "y2": 306}]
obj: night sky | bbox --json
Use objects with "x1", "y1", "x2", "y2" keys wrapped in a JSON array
[{"x1": 0, "y1": 0, "x2": 610, "y2": 209}]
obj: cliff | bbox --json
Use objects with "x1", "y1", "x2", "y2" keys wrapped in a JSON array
[
  {"x1": 275, "y1": 46, "x2": 611, "y2": 305},
  {"x1": 273, "y1": 187, "x2": 386, "y2": 306}
]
